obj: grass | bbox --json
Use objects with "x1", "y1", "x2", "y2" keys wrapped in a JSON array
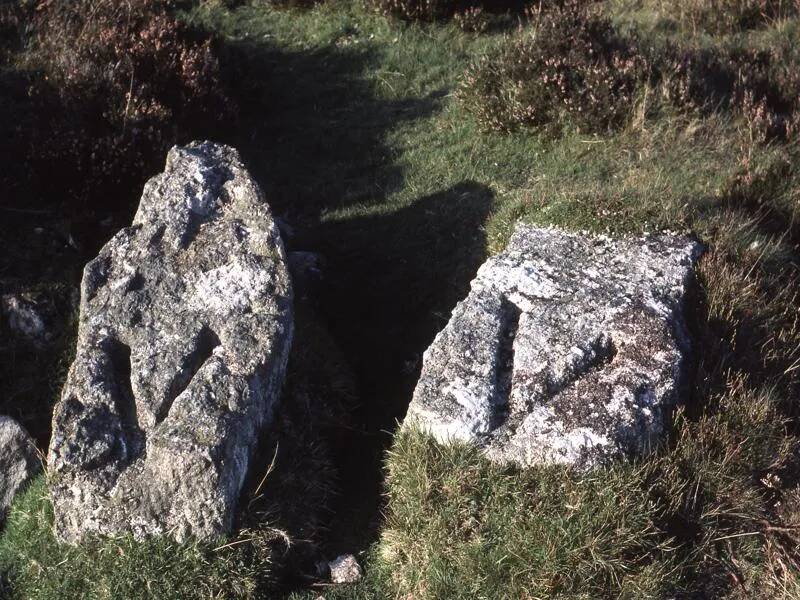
[
  {"x1": 2, "y1": 0, "x2": 800, "y2": 597},
  {"x1": 290, "y1": 378, "x2": 797, "y2": 598},
  {"x1": 183, "y1": 2, "x2": 800, "y2": 596},
  {"x1": 0, "y1": 477, "x2": 272, "y2": 599}
]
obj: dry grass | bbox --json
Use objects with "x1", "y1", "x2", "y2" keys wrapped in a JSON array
[{"x1": 649, "y1": 0, "x2": 800, "y2": 33}]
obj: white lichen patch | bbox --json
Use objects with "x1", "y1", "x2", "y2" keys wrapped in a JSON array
[
  {"x1": 191, "y1": 260, "x2": 273, "y2": 314},
  {"x1": 489, "y1": 405, "x2": 611, "y2": 466}
]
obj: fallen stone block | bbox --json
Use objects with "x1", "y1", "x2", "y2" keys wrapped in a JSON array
[
  {"x1": 48, "y1": 142, "x2": 293, "y2": 542},
  {"x1": 0, "y1": 416, "x2": 40, "y2": 519},
  {"x1": 406, "y1": 225, "x2": 701, "y2": 469}
]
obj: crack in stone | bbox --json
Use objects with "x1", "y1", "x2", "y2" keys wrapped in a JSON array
[
  {"x1": 489, "y1": 328, "x2": 618, "y2": 441},
  {"x1": 105, "y1": 337, "x2": 145, "y2": 463},
  {"x1": 157, "y1": 327, "x2": 221, "y2": 425},
  {"x1": 489, "y1": 297, "x2": 521, "y2": 430},
  {"x1": 107, "y1": 339, "x2": 138, "y2": 430}
]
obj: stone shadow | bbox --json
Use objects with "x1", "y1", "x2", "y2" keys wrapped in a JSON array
[
  {"x1": 213, "y1": 34, "x2": 495, "y2": 564},
  {"x1": 312, "y1": 181, "x2": 495, "y2": 559},
  {"x1": 215, "y1": 37, "x2": 444, "y2": 223}
]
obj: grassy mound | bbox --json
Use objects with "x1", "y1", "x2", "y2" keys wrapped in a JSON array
[
  {"x1": 459, "y1": 2, "x2": 800, "y2": 139},
  {"x1": 376, "y1": 380, "x2": 797, "y2": 598},
  {"x1": 459, "y1": 4, "x2": 647, "y2": 134}
]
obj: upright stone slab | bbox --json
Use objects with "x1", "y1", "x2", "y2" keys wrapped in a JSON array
[
  {"x1": 48, "y1": 142, "x2": 293, "y2": 542},
  {"x1": 0, "y1": 417, "x2": 40, "y2": 518},
  {"x1": 406, "y1": 225, "x2": 700, "y2": 469}
]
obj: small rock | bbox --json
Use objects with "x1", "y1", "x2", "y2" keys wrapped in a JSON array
[
  {"x1": 0, "y1": 416, "x2": 40, "y2": 519},
  {"x1": 405, "y1": 225, "x2": 702, "y2": 469},
  {"x1": 1, "y1": 294, "x2": 50, "y2": 347},
  {"x1": 287, "y1": 251, "x2": 325, "y2": 300},
  {"x1": 329, "y1": 554, "x2": 362, "y2": 584}
]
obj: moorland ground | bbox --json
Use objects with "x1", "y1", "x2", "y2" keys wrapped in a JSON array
[{"x1": 2, "y1": 0, "x2": 800, "y2": 598}]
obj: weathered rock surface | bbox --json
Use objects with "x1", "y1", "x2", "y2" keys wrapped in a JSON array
[
  {"x1": 1, "y1": 288, "x2": 77, "y2": 349},
  {"x1": 0, "y1": 416, "x2": 40, "y2": 518},
  {"x1": 2, "y1": 294, "x2": 51, "y2": 347},
  {"x1": 406, "y1": 225, "x2": 701, "y2": 469},
  {"x1": 48, "y1": 142, "x2": 293, "y2": 543},
  {"x1": 329, "y1": 554, "x2": 362, "y2": 584}
]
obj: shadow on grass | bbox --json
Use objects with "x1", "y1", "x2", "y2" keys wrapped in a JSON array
[
  {"x1": 682, "y1": 154, "x2": 800, "y2": 413},
  {"x1": 316, "y1": 182, "x2": 494, "y2": 556},
  {"x1": 218, "y1": 37, "x2": 442, "y2": 220},
  {"x1": 215, "y1": 36, "x2": 495, "y2": 568},
  {"x1": 2, "y1": 25, "x2": 494, "y2": 595}
]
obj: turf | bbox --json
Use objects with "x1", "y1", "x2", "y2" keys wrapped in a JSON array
[{"x1": 2, "y1": 0, "x2": 800, "y2": 597}]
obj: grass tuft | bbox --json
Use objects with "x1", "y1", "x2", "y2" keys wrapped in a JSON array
[{"x1": 0, "y1": 477, "x2": 271, "y2": 599}]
